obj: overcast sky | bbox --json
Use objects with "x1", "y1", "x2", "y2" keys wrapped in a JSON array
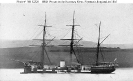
[{"x1": 0, "y1": 4, "x2": 133, "y2": 44}]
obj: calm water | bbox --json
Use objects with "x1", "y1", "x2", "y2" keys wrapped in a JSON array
[{"x1": 0, "y1": 68, "x2": 133, "y2": 81}]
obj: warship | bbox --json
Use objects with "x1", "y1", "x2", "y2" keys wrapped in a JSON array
[{"x1": 21, "y1": 12, "x2": 118, "y2": 74}]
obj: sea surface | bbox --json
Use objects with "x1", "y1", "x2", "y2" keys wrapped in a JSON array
[{"x1": 0, "y1": 68, "x2": 133, "y2": 81}]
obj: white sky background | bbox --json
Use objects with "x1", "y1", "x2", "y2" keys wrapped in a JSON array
[{"x1": 0, "y1": 4, "x2": 133, "y2": 44}]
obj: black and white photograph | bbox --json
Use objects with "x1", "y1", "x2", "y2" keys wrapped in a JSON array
[{"x1": 0, "y1": 1, "x2": 133, "y2": 81}]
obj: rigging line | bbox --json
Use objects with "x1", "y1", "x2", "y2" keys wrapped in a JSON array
[
  {"x1": 13, "y1": 48, "x2": 31, "y2": 65},
  {"x1": 22, "y1": 29, "x2": 43, "y2": 58},
  {"x1": 75, "y1": 20, "x2": 90, "y2": 30},
  {"x1": 27, "y1": 31, "x2": 42, "y2": 44},
  {"x1": 15, "y1": 47, "x2": 35, "y2": 62},
  {"x1": 47, "y1": 31, "x2": 55, "y2": 38},
  {"x1": 53, "y1": 28, "x2": 71, "y2": 30},
  {"x1": 80, "y1": 47, "x2": 84, "y2": 64},
  {"x1": 27, "y1": 26, "x2": 42, "y2": 40},
  {"x1": 61, "y1": 41, "x2": 69, "y2": 45},
  {"x1": 22, "y1": 26, "x2": 42, "y2": 50},
  {"x1": 74, "y1": 34, "x2": 81, "y2": 45},
  {"x1": 49, "y1": 30, "x2": 71, "y2": 39},
  {"x1": 74, "y1": 33, "x2": 82, "y2": 63},
  {"x1": 30, "y1": 27, "x2": 42, "y2": 39},
  {"x1": 74, "y1": 29, "x2": 92, "y2": 41},
  {"x1": 31, "y1": 47, "x2": 41, "y2": 61},
  {"x1": 48, "y1": 28, "x2": 71, "y2": 39},
  {"x1": 92, "y1": 44, "x2": 98, "y2": 48},
  {"x1": 75, "y1": 44, "x2": 82, "y2": 64},
  {"x1": 81, "y1": 33, "x2": 90, "y2": 40},
  {"x1": 75, "y1": 38, "x2": 83, "y2": 46},
  {"x1": 50, "y1": 27, "x2": 72, "y2": 30},
  {"x1": 61, "y1": 28, "x2": 72, "y2": 39},
  {"x1": 100, "y1": 35, "x2": 109, "y2": 40},
  {"x1": 16, "y1": 31, "x2": 40, "y2": 63},
  {"x1": 100, "y1": 34, "x2": 110, "y2": 45},
  {"x1": 29, "y1": 27, "x2": 40, "y2": 39},
  {"x1": 18, "y1": 26, "x2": 41, "y2": 51},
  {"x1": 19, "y1": 48, "x2": 30, "y2": 62},
  {"x1": 78, "y1": 25, "x2": 93, "y2": 30},
  {"x1": 45, "y1": 37, "x2": 55, "y2": 46},
  {"x1": 22, "y1": 46, "x2": 38, "y2": 59},
  {"x1": 73, "y1": 49, "x2": 80, "y2": 64},
  {"x1": 31, "y1": 49, "x2": 39, "y2": 60},
  {"x1": 74, "y1": 30, "x2": 82, "y2": 38},
  {"x1": 9, "y1": 59, "x2": 22, "y2": 68},
  {"x1": 34, "y1": 29, "x2": 43, "y2": 39},
  {"x1": 75, "y1": 46, "x2": 83, "y2": 64},
  {"x1": 50, "y1": 19, "x2": 72, "y2": 27},
  {"x1": 22, "y1": 26, "x2": 39, "y2": 39},
  {"x1": 74, "y1": 19, "x2": 81, "y2": 27},
  {"x1": 79, "y1": 27, "x2": 96, "y2": 38},
  {"x1": 44, "y1": 47, "x2": 52, "y2": 65},
  {"x1": 100, "y1": 47, "x2": 105, "y2": 62}
]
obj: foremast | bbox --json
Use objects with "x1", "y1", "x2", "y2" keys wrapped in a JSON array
[{"x1": 39, "y1": 12, "x2": 52, "y2": 68}]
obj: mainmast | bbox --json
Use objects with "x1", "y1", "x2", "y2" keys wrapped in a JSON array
[
  {"x1": 39, "y1": 12, "x2": 52, "y2": 68},
  {"x1": 66, "y1": 11, "x2": 80, "y2": 64},
  {"x1": 96, "y1": 21, "x2": 101, "y2": 66},
  {"x1": 59, "y1": 11, "x2": 81, "y2": 65}
]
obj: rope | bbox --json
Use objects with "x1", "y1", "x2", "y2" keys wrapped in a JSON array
[
  {"x1": 73, "y1": 49, "x2": 80, "y2": 64},
  {"x1": 44, "y1": 47, "x2": 52, "y2": 64},
  {"x1": 75, "y1": 44, "x2": 82, "y2": 65},
  {"x1": 100, "y1": 47, "x2": 105, "y2": 62}
]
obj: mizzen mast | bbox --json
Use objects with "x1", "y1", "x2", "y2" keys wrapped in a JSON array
[{"x1": 96, "y1": 21, "x2": 101, "y2": 66}]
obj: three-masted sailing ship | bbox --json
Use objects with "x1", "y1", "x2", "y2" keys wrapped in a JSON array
[{"x1": 21, "y1": 12, "x2": 118, "y2": 74}]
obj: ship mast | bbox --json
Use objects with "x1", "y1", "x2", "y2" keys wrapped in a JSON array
[
  {"x1": 70, "y1": 11, "x2": 75, "y2": 63},
  {"x1": 66, "y1": 11, "x2": 80, "y2": 65},
  {"x1": 96, "y1": 21, "x2": 101, "y2": 66},
  {"x1": 39, "y1": 12, "x2": 52, "y2": 68},
  {"x1": 59, "y1": 11, "x2": 81, "y2": 65}
]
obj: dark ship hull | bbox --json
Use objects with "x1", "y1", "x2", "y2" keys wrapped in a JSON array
[{"x1": 91, "y1": 66, "x2": 115, "y2": 73}]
